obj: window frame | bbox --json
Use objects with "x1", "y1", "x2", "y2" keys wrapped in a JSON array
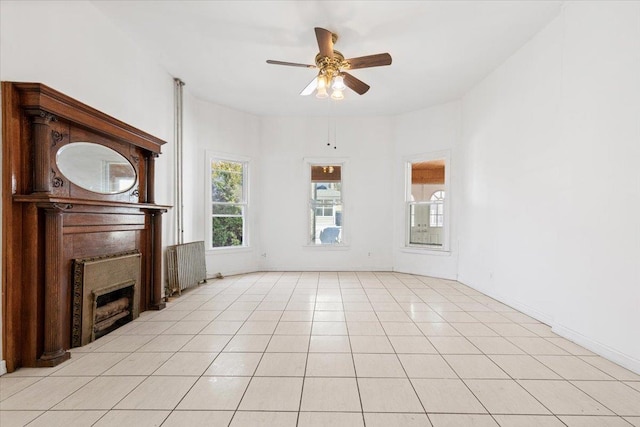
[
  {"x1": 304, "y1": 158, "x2": 347, "y2": 247},
  {"x1": 404, "y1": 151, "x2": 451, "y2": 252},
  {"x1": 205, "y1": 152, "x2": 250, "y2": 251},
  {"x1": 429, "y1": 190, "x2": 445, "y2": 228}
]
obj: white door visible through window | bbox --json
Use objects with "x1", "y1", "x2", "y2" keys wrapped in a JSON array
[
  {"x1": 406, "y1": 156, "x2": 448, "y2": 249},
  {"x1": 309, "y1": 165, "x2": 343, "y2": 245}
]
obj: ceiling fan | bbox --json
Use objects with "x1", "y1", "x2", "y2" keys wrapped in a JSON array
[{"x1": 266, "y1": 27, "x2": 392, "y2": 99}]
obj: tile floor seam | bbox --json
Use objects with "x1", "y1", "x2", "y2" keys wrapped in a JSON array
[
  {"x1": 372, "y1": 272, "x2": 503, "y2": 427},
  {"x1": 3, "y1": 271, "x2": 639, "y2": 427},
  {"x1": 226, "y1": 273, "x2": 283, "y2": 425},
  {"x1": 401, "y1": 282, "x2": 569, "y2": 422},
  {"x1": 150, "y1": 275, "x2": 256, "y2": 425},
  {"x1": 340, "y1": 275, "x2": 367, "y2": 426},
  {"x1": 295, "y1": 273, "x2": 318, "y2": 427},
  {"x1": 566, "y1": 379, "x2": 640, "y2": 418}
]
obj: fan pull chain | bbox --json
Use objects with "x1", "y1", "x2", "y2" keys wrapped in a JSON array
[{"x1": 326, "y1": 99, "x2": 338, "y2": 150}]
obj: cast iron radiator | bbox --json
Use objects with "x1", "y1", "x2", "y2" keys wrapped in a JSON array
[{"x1": 166, "y1": 241, "x2": 207, "y2": 296}]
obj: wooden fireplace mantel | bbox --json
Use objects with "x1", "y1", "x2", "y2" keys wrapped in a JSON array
[{"x1": 2, "y1": 82, "x2": 171, "y2": 372}]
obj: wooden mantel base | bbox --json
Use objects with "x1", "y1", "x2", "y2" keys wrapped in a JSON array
[
  {"x1": 150, "y1": 302, "x2": 167, "y2": 310},
  {"x1": 36, "y1": 350, "x2": 70, "y2": 367},
  {"x1": 1, "y1": 82, "x2": 171, "y2": 373}
]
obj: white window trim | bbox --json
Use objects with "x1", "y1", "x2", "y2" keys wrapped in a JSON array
[
  {"x1": 205, "y1": 151, "x2": 250, "y2": 251},
  {"x1": 403, "y1": 150, "x2": 451, "y2": 252},
  {"x1": 429, "y1": 190, "x2": 445, "y2": 228},
  {"x1": 304, "y1": 157, "x2": 348, "y2": 247}
]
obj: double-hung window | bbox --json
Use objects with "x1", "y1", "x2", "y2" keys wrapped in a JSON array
[
  {"x1": 209, "y1": 156, "x2": 248, "y2": 249},
  {"x1": 308, "y1": 163, "x2": 344, "y2": 245},
  {"x1": 405, "y1": 153, "x2": 449, "y2": 250}
]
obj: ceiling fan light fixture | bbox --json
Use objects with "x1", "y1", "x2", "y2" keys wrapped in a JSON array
[
  {"x1": 331, "y1": 74, "x2": 346, "y2": 91},
  {"x1": 316, "y1": 85, "x2": 329, "y2": 99},
  {"x1": 315, "y1": 74, "x2": 329, "y2": 98},
  {"x1": 316, "y1": 74, "x2": 327, "y2": 89},
  {"x1": 266, "y1": 27, "x2": 392, "y2": 98}
]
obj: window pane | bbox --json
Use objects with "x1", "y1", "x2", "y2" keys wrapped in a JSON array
[
  {"x1": 410, "y1": 203, "x2": 444, "y2": 246},
  {"x1": 212, "y1": 160, "x2": 244, "y2": 203},
  {"x1": 212, "y1": 216, "x2": 243, "y2": 247},
  {"x1": 407, "y1": 159, "x2": 446, "y2": 248},
  {"x1": 310, "y1": 166, "x2": 342, "y2": 245},
  {"x1": 212, "y1": 204, "x2": 243, "y2": 215}
]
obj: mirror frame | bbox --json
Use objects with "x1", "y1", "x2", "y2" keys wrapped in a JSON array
[{"x1": 56, "y1": 142, "x2": 138, "y2": 195}]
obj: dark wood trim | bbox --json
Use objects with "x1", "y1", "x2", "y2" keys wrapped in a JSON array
[
  {"x1": 149, "y1": 210, "x2": 166, "y2": 310},
  {"x1": 2, "y1": 81, "x2": 171, "y2": 372},
  {"x1": 13, "y1": 194, "x2": 171, "y2": 210},
  {"x1": 29, "y1": 110, "x2": 56, "y2": 193},
  {"x1": 2, "y1": 82, "x2": 24, "y2": 373},
  {"x1": 37, "y1": 206, "x2": 70, "y2": 366},
  {"x1": 14, "y1": 82, "x2": 166, "y2": 153}
]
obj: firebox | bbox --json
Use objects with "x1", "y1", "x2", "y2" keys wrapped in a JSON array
[
  {"x1": 72, "y1": 251, "x2": 141, "y2": 347},
  {"x1": 92, "y1": 281, "x2": 135, "y2": 340}
]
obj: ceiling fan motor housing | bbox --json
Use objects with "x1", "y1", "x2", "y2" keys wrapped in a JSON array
[
  {"x1": 266, "y1": 27, "x2": 389, "y2": 96},
  {"x1": 315, "y1": 50, "x2": 346, "y2": 79}
]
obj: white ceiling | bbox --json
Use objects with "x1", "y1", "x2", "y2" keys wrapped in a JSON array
[{"x1": 92, "y1": 1, "x2": 562, "y2": 117}]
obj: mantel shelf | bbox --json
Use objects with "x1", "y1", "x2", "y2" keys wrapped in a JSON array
[
  {"x1": 13, "y1": 194, "x2": 172, "y2": 210},
  {"x1": 2, "y1": 81, "x2": 170, "y2": 373}
]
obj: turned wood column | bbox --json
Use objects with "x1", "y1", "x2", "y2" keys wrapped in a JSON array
[
  {"x1": 150, "y1": 209, "x2": 166, "y2": 310},
  {"x1": 28, "y1": 110, "x2": 56, "y2": 193},
  {"x1": 37, "y1": 204, "x2": 71, "y2": 366}
]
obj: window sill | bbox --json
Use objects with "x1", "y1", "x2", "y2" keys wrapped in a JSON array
[
  {"x1": 303, "y1": 244, "x2": 351, "y2": 251},
  {"x1": 206, "y1": 246, "x2": 252, "y2": 255},
  {"x1": 401, "y1": 246, "x2": 451, "y2": 256}
]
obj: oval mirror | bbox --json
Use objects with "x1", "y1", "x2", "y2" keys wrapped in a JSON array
[{"x1": 56, "y1": 142, "x2": 137, "y2": 194}]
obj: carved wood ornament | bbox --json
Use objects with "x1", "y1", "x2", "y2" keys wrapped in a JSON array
[{"x1": 1, "y1": 82, "x2": 170, "y2": 372}]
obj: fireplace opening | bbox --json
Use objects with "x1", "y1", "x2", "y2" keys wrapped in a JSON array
[
  {"x1": 93, "y1": 282, "x2": 134, "y2": 341},
  {"x1": 72, "y1": 251, "x2": 141, "y2": 347}
]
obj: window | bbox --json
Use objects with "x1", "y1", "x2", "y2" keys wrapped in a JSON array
[
  {"x1": 309, "y1": 164, "x2": 343, "y2": 245},
  {"x1": 209, "y1": 157, "x2": 248, "y2": 248},
  {"x1": 429, "y1": 190, "x2": 445, "y2": 227},
  {"x1": 405, "y1": 154, "x2": 449, "y2": 250}
]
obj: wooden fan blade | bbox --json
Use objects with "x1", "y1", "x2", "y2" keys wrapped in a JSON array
[
  {"x1": 343, "y1": 72, "x2": 370, "y2": 95},
  {"x1": 315, "y1": 27, "x2": 334, "y2": 58},
  {"x1": 345, "y1": 53, "x2": 392, "y2": 70},
  {"x1": 266, "y1": 60, "x2": 316, "y2": 68},
  {"x1": 300, "y1": 77, "x2": 318, "y2": 96}
]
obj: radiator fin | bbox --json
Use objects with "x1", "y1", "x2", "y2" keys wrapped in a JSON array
[{"x1": 166, "y1": 241, "x2": 207, "y2": 296}]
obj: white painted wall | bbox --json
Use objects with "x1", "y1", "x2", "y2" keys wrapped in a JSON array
[
  {"x1": 2, "y1": 0, "x2": 638, "y2": 376},
  {"x1": 458, "y1": 2, "x2": 640, "y2": 372},
  {"x1": 182, "y1": 94, "x2": 262, "y2": 276},
  {"x1": 258, "y1": 115, "x2": 394, "y2": 271},
  {"x1": 554, "y1": 1, "x2": 640, "y2": 371},
  {"x1": 0, "y1": 0, "x2": 176, "y2": 373},
  {"x1": 392, "y1": 102, "x2": 461, "y2": 279}
]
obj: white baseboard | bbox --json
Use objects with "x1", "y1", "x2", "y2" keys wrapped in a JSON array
[
  {"x1": 260, "y1": 266, "x2": 393, "y2": 272},
  {"x1": 392, "y1": 267, "x2": 458, "y2": 281},
  {"x1": 552, "y1": 323, "x2": 640, "y2": 375},
  {"x1": 0, "y1": 360, "x2": 7, "y2": 376},
  {"x1": 458, "y1": 278, "x2": 555, "y2": 325},
  {"x1": 458, "y1": 277, "x2": 639, "y2": 375}
]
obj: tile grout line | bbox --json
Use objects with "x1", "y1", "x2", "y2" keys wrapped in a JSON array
[
  {"x1": 295, "y1": 273, "x2": 319, "y2": 427},
  {"x1": 378, "y1": 272, "x2": 560, "y2": 426},
  {"x1": 341, "y1": 273, "x2": 367, "y2": 426}
]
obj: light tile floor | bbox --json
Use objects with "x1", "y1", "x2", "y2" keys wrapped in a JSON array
[{"x1": 1, "y1": 271, "x2": 639, "y2": 427}]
